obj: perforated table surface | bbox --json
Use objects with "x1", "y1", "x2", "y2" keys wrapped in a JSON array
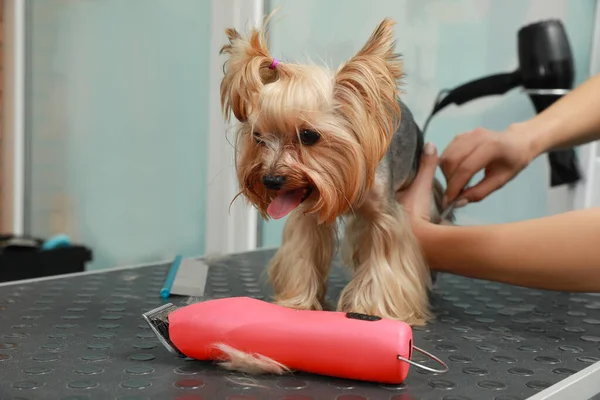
[{"x1": 1, "y1": 249, "x2": 600, "y2": 400}]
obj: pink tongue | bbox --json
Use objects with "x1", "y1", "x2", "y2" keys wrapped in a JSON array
[{"x1": 267, "y1": 189, "x2": 305, "y2": 219}]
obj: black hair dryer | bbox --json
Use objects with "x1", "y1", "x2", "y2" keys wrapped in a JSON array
[{"x1": 428, "y1": 19, "x2": 580, "y2": 187}]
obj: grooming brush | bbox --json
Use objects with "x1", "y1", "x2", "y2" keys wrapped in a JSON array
[{"x1": 142, "y1": 296, "x2": 448, "y2": 384}]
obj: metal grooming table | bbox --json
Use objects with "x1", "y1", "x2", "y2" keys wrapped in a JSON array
[{"x1": 1, "y1": 248, "x2": 599, "y2": 400}]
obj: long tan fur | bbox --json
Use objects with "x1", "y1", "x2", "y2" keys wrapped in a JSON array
[
  {"x1": 217, "y1": 14, "x2": 434, "y2": 375},
  {"x1": 214, "y1": 343, "x2": 290, "y2": 375},
  {"x1": 339, "y1": 184, "x2": 432, "y2": 325},
  {"x1": 268, "y1": 212, "x2": 336, "y2": 310}
]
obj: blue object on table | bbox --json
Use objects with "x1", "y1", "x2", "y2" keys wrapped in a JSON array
[
  {"x1": 160, "y1": 255, "x2": 182, "y2": 298},
  {"x1": 41, "y1": 234, "x2": 71, "y2": 251}
]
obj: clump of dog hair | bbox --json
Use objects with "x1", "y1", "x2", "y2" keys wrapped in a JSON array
[{"x1": 213, "y1": 343, "x2": 291, "y2": 375}]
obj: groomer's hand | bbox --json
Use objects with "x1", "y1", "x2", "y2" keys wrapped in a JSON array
[
  {"x1": 396, "y1": 142, "x2": 440, "y2": 226},
  {"x1": 439, "y1": 126, "x2": 533, "y2": 206}
]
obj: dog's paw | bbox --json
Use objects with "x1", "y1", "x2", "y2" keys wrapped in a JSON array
[{"x1": 336, "y1": 281, "x2": 431, "y2": 326}]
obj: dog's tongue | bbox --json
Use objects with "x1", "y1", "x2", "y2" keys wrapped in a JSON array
[{"x1": 267, "y1": 189, "x2": 305, "y2": 219}]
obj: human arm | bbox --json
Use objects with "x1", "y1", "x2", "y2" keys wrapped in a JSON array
[
  {"x1": 399, "y1": 142, "x2": 600, "y2": 293},
  {"x1": 415, "y1": 210, "x2": 600, "y2": 292},
  {"x1": 441, "y1": 72, "x2": 600, "y2": 206},
  {"x1": 523, "y1": 72, "x2": 600, "y2": 154}
]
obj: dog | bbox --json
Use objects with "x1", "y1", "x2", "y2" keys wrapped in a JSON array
[{"x1": 219, "y1": 16, "x2": 452, "y2": 331}]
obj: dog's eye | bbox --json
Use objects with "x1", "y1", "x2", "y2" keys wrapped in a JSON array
[
  {"x1": 253, "y1": 132, "x2": 265, "y2": 145},
  {"x1": 299, "y1": 129, "x2": 320, "y2": 146}
]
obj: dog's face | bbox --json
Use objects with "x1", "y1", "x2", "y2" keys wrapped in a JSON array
[{"x1": 220, "y1": 19, "x2": 404, "y2": 224}]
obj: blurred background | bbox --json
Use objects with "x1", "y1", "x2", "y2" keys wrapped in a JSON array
[{"x1": 1, "y1": 0, "x2": 599, "y2": 273}]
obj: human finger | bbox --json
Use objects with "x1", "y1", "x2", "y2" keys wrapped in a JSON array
[
  {"x1": 439, "y1": 131, "x2": 487, "y2": 183},
  {"x1": 396, "y1": 142, "x2": 439, "y2": 216},
  {"x1": 459, "y1": 171, "x2": 511, "y2": 202},
  {"x1": 444, "y1": 143, "x2": 498, "y2": 204},
  {"x1": 412, "y1": 142, "x2": 439, "y2": 198}
]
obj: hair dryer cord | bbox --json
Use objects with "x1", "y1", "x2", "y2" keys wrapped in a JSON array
[{"x1": 422, "y1": 89, "x2": 450, "y2": 136}]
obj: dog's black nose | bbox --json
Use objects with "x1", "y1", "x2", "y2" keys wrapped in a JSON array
[{"x1": 262, "y1": 175, "x2": 286, "y2": 191}]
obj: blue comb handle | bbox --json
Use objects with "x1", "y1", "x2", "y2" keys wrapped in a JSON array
[{"x1": 160, "y1": 255, "x2": 183, "y2": 298}]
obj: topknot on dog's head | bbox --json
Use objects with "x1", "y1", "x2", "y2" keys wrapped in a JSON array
[{"x1": 219, "y1": 15, "x2": 281, "y2": 123}]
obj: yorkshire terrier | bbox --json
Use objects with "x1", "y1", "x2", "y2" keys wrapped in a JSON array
[{"x1": 220, "y1": 16, "x2": 451, "y2": 329}]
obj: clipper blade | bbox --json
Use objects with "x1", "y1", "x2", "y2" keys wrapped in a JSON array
[{"x1": 142, "y1": 303, "x2": 183, "y2": 356}]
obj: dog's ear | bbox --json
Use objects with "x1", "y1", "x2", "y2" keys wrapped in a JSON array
[
  {"x1": 333, "y1": 19, "x2": 403, "y2": 164},
  {"x1": 219, "y1": 24, "x2": 278, "y2": 123},
  {"x1": 334, "y1": 19, "x2": 403, "y2": 109}
]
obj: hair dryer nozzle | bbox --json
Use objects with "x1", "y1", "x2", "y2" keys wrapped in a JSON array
[{"x1": 518, "y1": 19, "x2": 574, "y2": 91}]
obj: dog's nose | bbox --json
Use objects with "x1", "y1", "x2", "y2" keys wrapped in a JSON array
[{"x1": 262, "y1": 175, "x2": 286, "y2": 191}]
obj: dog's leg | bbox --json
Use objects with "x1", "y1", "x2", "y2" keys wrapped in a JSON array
[
  {"x1": 338, "y1": 184, "x2": 432, "y2": 326},
  {"x1": 267, "y1": 210, "x2": 336, "y2": 311}
]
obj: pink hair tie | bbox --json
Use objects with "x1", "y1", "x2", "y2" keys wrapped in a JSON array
[{"x1": 269, "y1": 58, "x2": 279, "y2": 70}]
